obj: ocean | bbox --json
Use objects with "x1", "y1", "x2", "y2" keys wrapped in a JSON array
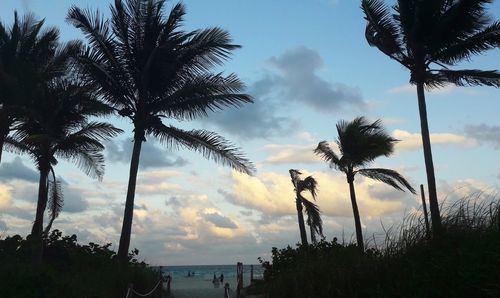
[{"x1": 159, "y1": 264, "x2": 264, "y2": 290}]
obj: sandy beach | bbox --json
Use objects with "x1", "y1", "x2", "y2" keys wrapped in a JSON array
[{"x1": 167, "y1": 276, "x2": 239, "y2": 298}]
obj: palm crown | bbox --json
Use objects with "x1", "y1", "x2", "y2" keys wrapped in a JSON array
[
  {"x1": 362, "y1": 0, "x2": 500, "y2": 88},
  {"x1": 0, "y1": 12, "x2": 78, "y2": 163},
  {"x1": 67, "y1": 0, "x2": 254, "y2": 173}
]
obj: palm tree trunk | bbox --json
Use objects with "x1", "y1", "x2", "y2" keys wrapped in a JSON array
[
  {"x1": 117, "y1": 133, "x2": 143, "y2": 262},
  {"x1": 30, "y1": 163, "x2": 50, "y2": 263},
  {"x1": 347, "y1": 173, "x2": 364, "y2": 251},
  {"x1": 416, "y1": 82, "x2": 442, "y2": 235},
  {"x1": 295, "y1": 197, "x2": 308, "y2": 246}
]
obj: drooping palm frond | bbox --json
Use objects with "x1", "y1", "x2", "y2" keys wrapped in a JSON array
[
  {"x1": 151, "y1": 124, "x2": 254, "y2": 175},
  {"x1": 301, "y1": 196, "x2": 323, "y2": 240},
  {"x1": 3, "y1": 135, "x2": 30, "y2": 155},
  {"x1": 357, "y1": 168, "x2": 416, "y2": 194},
  {"x1": 44, "y1": 170, "x2": 63, "y2": 236},
  {"x1": 55, "y1": 143, "x2": 106, "y2": 180}
]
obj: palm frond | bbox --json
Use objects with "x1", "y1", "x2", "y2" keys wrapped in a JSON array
[
  {"x1": 300, "y1": 176, "x2": 318, "y2": 199},
  {"x1": 66, "y1": 122, "x2": 123, "y2": 142},
  {"x1": 3, "y1": 135, "x2": 32, "y2": 156},
  {"x1": 180, "y1": 27, "x2": 241, "y2": 74},
  {"x1": 301, "y1": 196, "x2": 323, "y2": 237},
  {"x1": 56, "y1": 146, "x2": 105, "y2": 180},
  {"x1": 432, "y1": 21, "x2": 500, "y2": 64},
  {"x1": 361, "y1": 0, "x2": 406, "y2": 64},
  {"x1": 66, "y1": 6, "x2": 118, "y2": 68},
  {"x1": 436, "y1": 69, "x2": 500, "y2": 87},
  {"x1": 44, "y1": 171, "x2": 63, "y2": 236},
  {"x1": 150, "y1": 123, "x2": 254, "y2": 175},
  {"x1": 314, "y1": 141, "x2": 342, "y2": 170},
  {"x1": 157, "y1": 73, "x2": 253, "y2": 120},
  {"x1": 357, "y1": 168, "x2": 416, "y2": 194}
]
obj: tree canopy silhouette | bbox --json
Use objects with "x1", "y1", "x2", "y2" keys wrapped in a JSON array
[
  {"x1": 289, "y1": 169, "x2": 323, "y2": 245},
  {"x1": 361, "y1": 0, "x2": 500, "y2": 235},
  {"x1": 315, "y1": 117, "x2": 415, "y2": 251},
  {"x1": 0, "y1": 12, "x2": 71, "y2": 164},
  {"x1": 14, "y1": 76, "x2": 121, "y2": 262},
  {"x1": 67, "y1": 0, "x2": 255, "y2": 261}
]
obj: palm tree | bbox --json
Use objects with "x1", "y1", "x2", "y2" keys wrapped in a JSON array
[
  {"x1": 289, "y1": 169, "x2": 323, "y2": 245},
  {"x1": 0, "y1": 12, "x2": 70, "y2": 164},
  {"x1": 315, "y1": 117, "x2": 416, "y2": 251},
  {"x1": 67, "y1": 0, "x2": 254, "y2": 261},
  {"x1": 361, "y1": 0, "x2": 500, "y2": 235},
  {"x1": 15, "y1": 77, "x2": 121, "y2": 261}
]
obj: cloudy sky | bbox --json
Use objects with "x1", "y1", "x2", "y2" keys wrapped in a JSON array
[{"x1": 1, "y1": 0, "x2": 499, "y2": 265}]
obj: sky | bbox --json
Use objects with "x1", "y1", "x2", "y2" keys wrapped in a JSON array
[{"x1": 1, "y1": 0, "x2": 499, "y2": 266}]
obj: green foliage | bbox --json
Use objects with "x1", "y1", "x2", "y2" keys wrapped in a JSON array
[
  {"x1": 260, "y1": 197, "x2": 500, "y2": 297},
  {"x1": 0, "y1": 230, "x2": 162, "y2": 298}
]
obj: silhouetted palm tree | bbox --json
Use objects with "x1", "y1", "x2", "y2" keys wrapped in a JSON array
[
  {"x1": 361, "y1": 0, "x2": 500, "y2": 235},
  {"x1": 15, "y1": 78, "x2": 121, "y2": 261},
  {"x1": 289, "y1": 169, "x2": 323, "y2": 245},
  {"x1": 0, "y1": 12, "x2": 68, "y2": 164},
  {"x1": 315, "y1": 117, "x2": 415, "y2": 251},
  {"x1": 67, "y1": 0, "x2": 254, "y2": 261}
]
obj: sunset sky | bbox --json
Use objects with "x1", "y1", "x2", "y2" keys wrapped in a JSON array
[{"x1": 1, "y1": 0, "x2": 499, "y2": 265}]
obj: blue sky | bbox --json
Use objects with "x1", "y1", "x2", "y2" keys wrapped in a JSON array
[{"x1": 1, "y1": 0, "x2": 499, "y2": 265}]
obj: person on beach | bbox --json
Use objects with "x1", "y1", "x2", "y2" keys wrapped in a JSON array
[
  {"x1": 220, "y1": 273, "x2": 224, "y2": 283},
  {"x1": 212, "y1": 273, "x2": 220, "y2": 288}
]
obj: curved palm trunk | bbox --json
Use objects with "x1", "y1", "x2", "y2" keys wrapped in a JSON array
[
  {"x1": 347, "y1": 173, "x2": 364, "y2": 251},
  {"x1": 30, "y1": 163, "x2": 50, "y2": 263},
  {"x1": 117, "y1": 134, "x2": 143, "y2": 262},
  {"x1": 416, "y1": 82, "x2": 442, "y2": 235},
  {"x1": 295, "y1": 197, "x2": 308, "y2": 246}
]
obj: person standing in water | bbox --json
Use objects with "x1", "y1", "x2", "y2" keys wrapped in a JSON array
[{"x1": 220, "y1": 273, "x2": 224, "y2": 283}]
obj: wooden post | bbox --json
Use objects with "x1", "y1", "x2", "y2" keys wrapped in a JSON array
[
  {"x1": 236, "y1": 262, "x2": 243, "y2": 298},
  {"x1": 420, "y1": 184, "x2": 431, "y2": 239}
]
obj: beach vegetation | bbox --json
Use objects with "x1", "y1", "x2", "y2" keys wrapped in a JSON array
[
  {"x1": 0, "y1": 230, "x2": 162, "y2": 297},
  {"x1": 258, "y1": 195, "x2": 500, "y2": 297}
]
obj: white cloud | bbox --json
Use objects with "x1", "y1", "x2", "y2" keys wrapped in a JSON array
[
  {"x1": 392, "y1": 129, "x2": 475, "y2": 151},
  {"x1": 264, "y1": 143, "x2": 320, "y2": 164}
]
